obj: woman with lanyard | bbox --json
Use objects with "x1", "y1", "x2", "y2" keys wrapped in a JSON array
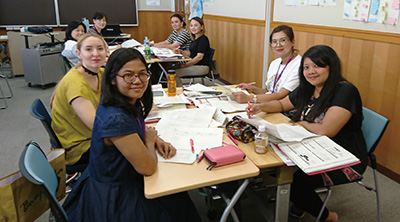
[
  {"x1": 233, "y1": 25, "x2": 301, "y2": 104},
  {"x1": 88, "y1": 12, "x2": 107, "y2": 36}
]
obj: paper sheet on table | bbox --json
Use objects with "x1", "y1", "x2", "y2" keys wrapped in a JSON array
[
  {"x1": 121, "y1": 39, "x2": 141, "y2": 48},
  {"x1": 214, "y1": 83, "x2": 250, "y2": 95},
  {"x1": 205, "y1": 97, "x2": 248, "y2": 113},
  {"x1": 153, "y1": 94, "x2": 191, "y2": 107},
  {"x1": 155, "y1": 107, "x2": 216, "y2": 130},
  {"x1": 157, "y1": 127, "x2": 223, "y2": 164},
  {"x1": 183, "y1": 83, "x2": 224, "y2": 96},
  {"x1": 146, "y1": 104, "x2": 187, "y2": 120},
  {"x1": 240, "y1": 116, "x2": 317, "y2": 142},
  {"x1": 270, "y1": 143, "x2": 296, "y2": 166}
]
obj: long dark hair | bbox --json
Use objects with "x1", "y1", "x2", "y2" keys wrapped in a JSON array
[
  {"x1": 65, "y1": 20, "x2": 86, "y2": 41},
  {"x1": 291, "y1": 45, "x2": 345, "y2": 122},
  {"x1": 171, "y1": 14, "x2": 186, "y2": 28},
  {"x1": 101, "y1": 48, "x2": 153, "y2": 118}
]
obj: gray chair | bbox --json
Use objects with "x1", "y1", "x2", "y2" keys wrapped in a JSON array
[
  {"x1": 0, "y1": 43, "x2": 13, "y2": 109},
  {"x1": 19, "y1": 141, "x2": 68, "y2": 222},
  {"x1": 316, "y1": 107, "x2": 389, "y2": 222},
  {"x1": 180, "y1": 47, "x2": 216, "y2": 85}
]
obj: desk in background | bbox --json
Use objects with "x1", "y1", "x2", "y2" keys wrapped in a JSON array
[{"x1": 104, "y1": 34, "x2": 131, "y2": 45}]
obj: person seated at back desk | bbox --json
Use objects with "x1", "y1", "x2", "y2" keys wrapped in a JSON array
[
  {"x1": 62, "y1": 20, "x2": 86, "y2": 67},
  {"x1": 88, "y1": 11, "x2": 107, "y2": 36},
  {"x1": 248, "y1": 45, "x2": 367, "y2": 222},
  {"x1": 151, "y1": 14, "x2": 191, "y2": 51},
  {"x1": 51, "y1": 33, "x2": 108, "y2": 168},
  {"x1": 174, "y1": 16, "x2": 210, "y2": 86}
]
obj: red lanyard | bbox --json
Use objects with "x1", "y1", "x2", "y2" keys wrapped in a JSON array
[{"x1": 272, "y1": 52, "x2": 295, "y2": 93}]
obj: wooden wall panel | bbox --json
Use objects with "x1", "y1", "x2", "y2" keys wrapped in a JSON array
[
  {"x1": 120, "y1": 11, "x2": 173, "y2": 44},
  {"x1": 203, "y1": 17, "x2": 265, "y2": 88}
]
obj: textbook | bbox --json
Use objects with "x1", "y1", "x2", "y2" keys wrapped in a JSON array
[
  {"x1": 276, "y1": 136, "x2": 360, "y2": 175},
  {"x1": 239, "y1": 116, "x2": 360, "y2": 175}
]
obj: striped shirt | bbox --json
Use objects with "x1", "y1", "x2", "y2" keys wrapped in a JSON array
[{"x1": 167, "y1": 29, "x2": 191, "y2": 51}]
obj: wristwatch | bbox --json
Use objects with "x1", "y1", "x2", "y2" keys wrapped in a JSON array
[{"x1": 253, "y1": 95, "x2": 257, "y2": 103}]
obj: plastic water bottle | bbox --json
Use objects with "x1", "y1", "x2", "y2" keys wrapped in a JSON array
[
  {"x1": 167, "y1": 70, "x2": 176, "y2": 97},
  {"x1": 254, "y1": 125, "x2": 268, "y2": 154},
  {"x1": 144, "y1": 36, "x2": 151, "y2": 61}
]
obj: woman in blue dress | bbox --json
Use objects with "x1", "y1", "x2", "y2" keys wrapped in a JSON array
[{"x1": 63, "y1": 48, "x2": 201, "y2": 222}]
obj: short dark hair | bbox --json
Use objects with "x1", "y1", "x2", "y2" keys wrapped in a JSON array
[
  {"x1": 93, "y1": 11, "x2": 107, "y2": 21},
  {"x1": 291, "y1": 45, "x2": 346, "y2": 122},
  {"x1": 171, "y1": 14, "x2": 186, "y2": 28},
  {"x1": 65, "y1": 20, "x2": 86, "y2": 41},
  {"x1": 269, "y1": 25, "x2": 295, "y2": 44},
  {"x1": 101, "y1": 48, "x2": 153, "y2": 118}
]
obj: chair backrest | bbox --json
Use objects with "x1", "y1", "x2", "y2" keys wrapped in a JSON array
[
  {"x1": 19, "y1": 141, "x2": 68, "y2": 221},
  {"x1": 208, "y1": 48, "x2": 215, "y2": 66},
  {"x1": 361, "y1": 107, "x2": 389, "y2": 154},
  {"x1": 30, "y1": 99, "x2": 62, "y2": 148},
  {"x1": 61, "y1": 55, "x2": 72, "y2": 72}
]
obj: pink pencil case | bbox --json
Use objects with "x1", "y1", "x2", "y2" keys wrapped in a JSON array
[{"x1": 203, "y1": 144, "x2": 246, "y2": 170}]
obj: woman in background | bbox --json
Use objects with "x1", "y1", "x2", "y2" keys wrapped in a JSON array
[
  {"x1": 88, "y1": 12, "x2": 107, "y2": 36},
  {"x1": 174, "y1": 16, "x2": 210, "y2": 86},
  {"x1": 152, "y1": 14, "x2": 191, "y2": 51},
  {"x1": 51, "y1": 33, "x2": 107, "y2": 167},
  {"x1": 233, "y1": 25, "x2": 301, "y2": 104},
  {"x1": 63, "y1": 48, "x2": 201, "y2": 222},
  {"x1": 61, "y1": 20, "x2": 86, "y2": 66},
  {"x1": 248, "y1": 45, "x2": 367, "y2": 222}
]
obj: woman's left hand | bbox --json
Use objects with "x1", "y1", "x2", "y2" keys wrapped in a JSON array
[{"x1": 155, "y1": 137, "x2": 176, "y2": 159}]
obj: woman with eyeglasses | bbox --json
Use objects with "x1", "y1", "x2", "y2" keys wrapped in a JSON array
[
  {"x1": 233, "y1": 25, "x2": 301, "y2": 104},
  {"x1": 63, "y1": 48, "x2": 201, "y2": 222}
]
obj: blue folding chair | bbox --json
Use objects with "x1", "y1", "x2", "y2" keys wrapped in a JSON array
[
  {"x1": 316, "y1": 107, "x2": 389, "y2": 222},
  {"x1": 30, "y1": 99, "x2": 87, "y2": 174},
  {"x1": 19, "y1": 141, "x2": 68, "y2": 222}
]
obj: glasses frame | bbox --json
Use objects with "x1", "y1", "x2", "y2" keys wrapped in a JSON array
[
  {"x1": 270, "y1": 37, "x2": 288, "y2": 47},
  {"x1": 116, "y1": 73, "x2": 151, "y2": 84}
]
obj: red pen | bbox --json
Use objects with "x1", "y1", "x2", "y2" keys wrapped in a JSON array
[
  {"x1": 145, "y1": 119, "x2": 160, "y2": 124},
  {"x1": 239, "y1": 82, "x2": 256, "y2": 88},
  {"x1": 247, "y1": 101, "x2": 253, "y2": 118},
  {"x1": 190, "y1": 138, "x2": 195, "y2": 153},
  {"x1": 227, "y1": 133, "x2": 238, "y2": 146},
  {"x1": 197, "y1": 154, "x2": 204, "y2": 163}
]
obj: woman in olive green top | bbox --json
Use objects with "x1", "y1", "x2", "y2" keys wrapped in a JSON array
[{"x1": 51, "y1": 33, "x2": 107, "y2": 166}]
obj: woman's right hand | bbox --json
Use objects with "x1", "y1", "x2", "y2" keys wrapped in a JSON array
[{"x1": 246, "y1": 103, "x2": 263, "y2": 117}]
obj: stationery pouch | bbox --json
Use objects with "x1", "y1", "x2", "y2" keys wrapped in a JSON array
[
  {"x1": 203, "y1": 144, "x2": 246, "y2": 170},
  {"x1": 225, "y1": 116, "x2": 257, "y2": 143}
]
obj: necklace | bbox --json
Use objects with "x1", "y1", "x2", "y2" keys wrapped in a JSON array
[
  {"x1": 271, "y1": 52, "x2": 296, "y2": 93},
  {"x1": 304, "y1": 104, "x2": 314, "y2": 116},
  {"x1": 82, "y1": 65, "x2": 98, "y2": 76}
]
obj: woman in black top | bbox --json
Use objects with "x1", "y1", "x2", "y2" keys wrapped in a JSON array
[
  {"x1": 248, "y1": 45, "x2": 367, "y2": 222},
  {"x1": 174, "y1": 17, "x2": 210, "y2": 86}
]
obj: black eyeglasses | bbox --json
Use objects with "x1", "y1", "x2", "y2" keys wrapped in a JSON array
[{"x1": 116, "y1": 73, "x2": 151, "y2": 83}]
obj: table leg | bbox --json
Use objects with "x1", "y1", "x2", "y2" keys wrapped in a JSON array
[
  {"x1": 275, "y1": 165, "x2": 294, "y2": 222},
  {"x1": 157, "y1": 62, "x2": 168, "y2": 84},
  {"x1": 219, "y1": 179, "x2": 250, "y2": 222}
]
